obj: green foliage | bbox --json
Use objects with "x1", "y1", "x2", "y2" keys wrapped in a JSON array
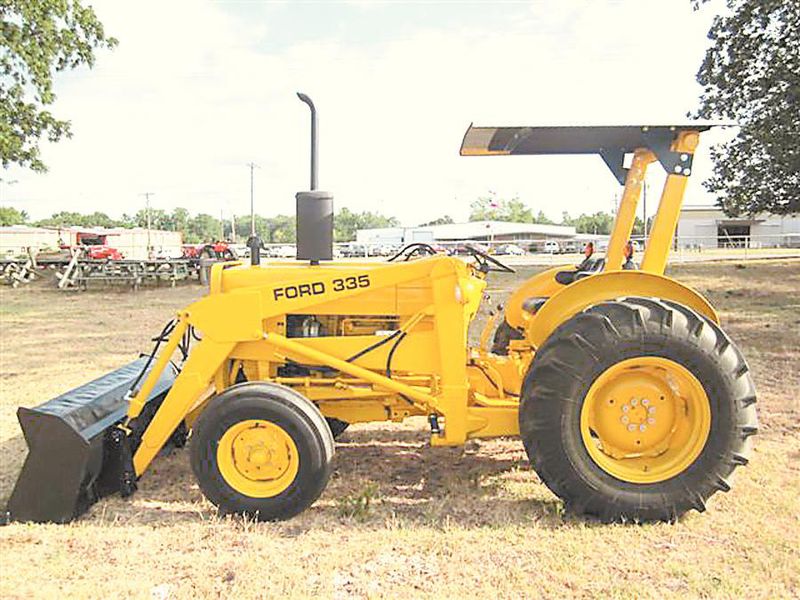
[
  {"x1": 694, "y1": 0, "x2": 799, "y2": 215},
  {"x1": 24, "y1": 206, "x2": 400, "y2": 244},
  {"x1": 232, "y1": 214, "x2": 295, "y2": 243},
  {"x1": 336, "y1": 483, "x2": 380, "y2": 521},
  {"x1": 0, "y1": 205, "x2": 28, "y2": 225},
  {"x1": 418, "y1": 215, "x2": 454, "y2": 226},
  {"x1": 185, "y1": 213, "x2": 219, "y2": 244},
  {"x1": 333, "y1": 207, "x2": 399, "y2": 242},
  {"x1": 35, "y1": 210, "x2": 114, "y2": 227},
  {"x1": 561, "y1": 211, "x2": 617, "y2": 235},
  {"x1": 0, "y1": 0, "x2": 118, "y2": 172},
  {"x1": 559, "y1": 211, "x2": 643, "y2": 236},
  {"x1": 469, "y1": 193, "x2": 552, "y2": 224}
]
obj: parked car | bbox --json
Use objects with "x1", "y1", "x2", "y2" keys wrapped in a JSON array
[
  {"x1": 543, "y1": 241, "x2": 560, "y2": 254},
  {"x1": 495, "y1": 243, "x2": 525, "y2": 256},
  {"x1": 271, "y1": 245, "x2": 296, "y2": 258}
]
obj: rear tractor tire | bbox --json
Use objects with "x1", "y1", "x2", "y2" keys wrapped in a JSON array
[
  {"x1": 190, "y1": 382, "x2": 334, "y2": 520},
  {"x1": 519, "y1": 297, "x2": 757, "y2": 522}
]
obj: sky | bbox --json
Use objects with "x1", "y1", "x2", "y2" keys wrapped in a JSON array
[{"x1": 2, "y1": 0, "x2": 732, "y2": 226}]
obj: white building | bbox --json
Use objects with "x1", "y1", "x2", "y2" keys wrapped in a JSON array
[
  {"x1": 0, "y1": 225, "x2": 61, "y2": 258},
  {"x1": 355, "y1": 227, "x2": 434, "y2": 246},
  {"x1": 677, "y1": 206, "x2": 800, "y2": 249},
  {"x1": 357, "y1": 220, "x2": 575, "y2": 246},
  {"x1": 420, "y1": 220, "x2": 575, "y2": 242},
  {"x1": 0, "y1": 225, "x2": 183, "y2": 259}
]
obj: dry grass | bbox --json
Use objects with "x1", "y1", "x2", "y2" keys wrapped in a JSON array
[{"x1": 1, "y1": 260, "x2": 798, "y2": 599}]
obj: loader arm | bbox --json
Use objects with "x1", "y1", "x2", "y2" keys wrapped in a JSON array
[{"x1": 127, "y1": 254, "x2": 487, "y2": 475}]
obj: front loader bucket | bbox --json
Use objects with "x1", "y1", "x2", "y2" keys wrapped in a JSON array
[{"x1": 6, "y1": 357, "x2": 176, "y2": 523}]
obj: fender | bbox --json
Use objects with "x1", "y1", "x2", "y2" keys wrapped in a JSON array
[{"x1": 524, "y1": 270, "x2": 718, "y2": 348}]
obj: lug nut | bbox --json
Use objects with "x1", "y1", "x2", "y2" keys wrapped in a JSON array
[
  {"x1": 648, "y1": 406, "x2": 656, "y2": 414},
  {"x1": 622, "y1": 405, "x2": 630, "y2": 412},
  {"x1": 628, "y1": 424, "x2": 637, "y2": 432},
  {"x1": 639, "y1": 424, "x2": 647, "y2": 432},
  {"x1": 631, "y1": 398, "x2": 639, "y2": 406},
  {"x1": 642, "y1": 398, "x2": 649, "y2": 406},
  {"x1": 647, "y1": 417, "x2": 656, "y2": 425},
  {"x1": 621, "y1": 416, "x2": 630, "y2": 424}
]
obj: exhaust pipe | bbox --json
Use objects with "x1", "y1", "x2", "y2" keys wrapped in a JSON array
[
  {"x1": 295, "y1": 92, "x2": 333, "y2": 264},
  {"x1": 296, "y1": 93, "x2": 318, "y2": 191}
]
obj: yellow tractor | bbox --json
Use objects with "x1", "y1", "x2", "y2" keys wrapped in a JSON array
[{"x1": 6, "y1": 96, "x2": 757, "y2": 524}]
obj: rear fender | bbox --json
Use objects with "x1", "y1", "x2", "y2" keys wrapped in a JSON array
[{"x1": 524, "y1": 270, "x2": 718, "y2": 348}]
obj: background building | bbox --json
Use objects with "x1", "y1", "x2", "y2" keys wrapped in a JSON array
[
  {"x1": 357, "y1": 220, "x2": 576, "y2": 247},
  {"x1": 676, "y1": 206, "x2": 800, "y2": 248},
  {"x1": 0, "y1": 226, "x2": 183, "y2": 259}
]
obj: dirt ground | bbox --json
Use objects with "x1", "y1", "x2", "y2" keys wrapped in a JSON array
[{"x1": 1, "y1": 260, "x2": 798, "y2": 599}]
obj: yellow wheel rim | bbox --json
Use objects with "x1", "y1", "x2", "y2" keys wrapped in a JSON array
[
  {"x1": 580, "y1": 357, "x2": 711, "y2": 484},
  {"x1": 217, "y1": 420, "x2": 299, "y2": 497}
]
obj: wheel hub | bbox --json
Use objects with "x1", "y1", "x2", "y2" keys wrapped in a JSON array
[
  {"x1": 580, "y1": 357, "x2": 711, "y2": 483},
  {"x1": 217, "y1": 419, "x2": 300, "y2": 498},
  {"x1": 231, "y1": 426, "x2": 291, "y2": 480}
]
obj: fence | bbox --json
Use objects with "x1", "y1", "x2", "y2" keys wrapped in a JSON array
[{"x1": 256, "y1": 233, "x2": 800, "y2": 265}]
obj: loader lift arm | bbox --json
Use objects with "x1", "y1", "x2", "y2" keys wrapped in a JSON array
[{"x1": 125, "y1": 255, "x2": 486, "y2": 477}]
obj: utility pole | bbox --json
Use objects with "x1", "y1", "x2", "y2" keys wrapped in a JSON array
[
  {"x1": 140, "y1": 192, "x2": 155, "y2": 258},
  {"x1": 231, "y1": 210, "x2": 237, "y2": 243},
  {"x1": 220, "y1": 209, "x2": 225, "y2": 240},
  {"x1": 247, "y1": 162, "x2": 260, "y2": 236}
]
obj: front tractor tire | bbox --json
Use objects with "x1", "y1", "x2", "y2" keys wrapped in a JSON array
[
  {"x1": 190, "y1": 382, "x2": 334, "y2": 521},
  {"x1": 519, "y1": 297, "x2": 757, "y2": 522}
]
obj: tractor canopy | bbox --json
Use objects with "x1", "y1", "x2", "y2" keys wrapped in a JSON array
[{"x1": 459, "y1": 122, "x2": 727, "y2": 184}]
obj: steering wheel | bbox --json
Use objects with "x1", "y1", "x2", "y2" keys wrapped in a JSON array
[
  {"x1": 387, "y1": 243, "x2": 438, "y2": 262},
  {"x1": 464, "y1": 244, "x2": 515, "y2": 273}
]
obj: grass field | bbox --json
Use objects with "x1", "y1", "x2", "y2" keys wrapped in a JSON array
[{"x1": 1, "y1": 260, "x2": 798, "y2": 598}]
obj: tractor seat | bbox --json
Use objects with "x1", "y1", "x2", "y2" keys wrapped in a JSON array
[
  {"x1": 522, "y1": 296, "x2": 548, "y2": 315},
  {"x1": 555, "y1": 257, "x2": 606, "y2": 285}
]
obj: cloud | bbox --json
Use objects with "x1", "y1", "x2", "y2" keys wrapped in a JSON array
[{"x1": 3, "y1": 0, "x2": 722, "y2": 225}]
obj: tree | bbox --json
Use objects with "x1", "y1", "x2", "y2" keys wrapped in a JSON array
[
  {"x1": 268, "y1": 215, "x2": 296, "y2": 243},
  {"x1": 333, "y1": 208, "x2": 399, "y2": 242},
  {"x1": 418, "y1": 215, "x2": 454, "y2": 226},
  {"x1": 469, "y1": 193, "x2": 554, "y2": 224},
  {"x1": 127, "y1": 208, "x2": 169, "y2": 230},
  {"x1": 561, "y1": 211, "x2": 616, "y2": 235},
  {"x1": 1, "y1": 0, "x2": 118, "y2": 172},
  {"x1": 81, "y1": 211, "x2": 115, "y2": 227},
  {"x1": 185, "y1": 213, "x2": 220, "y2": 244},
  {"x1": 694, "y1": 0, "x2": 799, "y2": 215},
  {"x1": 167, "y1": 208, "x2": 190, "y2": 235},
  {"x1": 36, "y1": 211, "x2": 89, "y2": 227},
  {"x1": 0, "y1": 205, "x2": 28, "y2": 225}
]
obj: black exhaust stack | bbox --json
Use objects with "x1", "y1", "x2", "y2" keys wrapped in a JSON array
[{"x1": 295, "y1": 93, "x2": 333, "y2": 264}]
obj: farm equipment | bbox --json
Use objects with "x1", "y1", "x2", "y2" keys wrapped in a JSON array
[
  {"x1": 6, "y1": 99, "x2": 757, "y2": 524},
  {"x1": 182, "y1": 242, "x2": 237, "y2": 261},
  {"x1": 183, "y1": 242, "x2": 238, "y2": 285}
]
